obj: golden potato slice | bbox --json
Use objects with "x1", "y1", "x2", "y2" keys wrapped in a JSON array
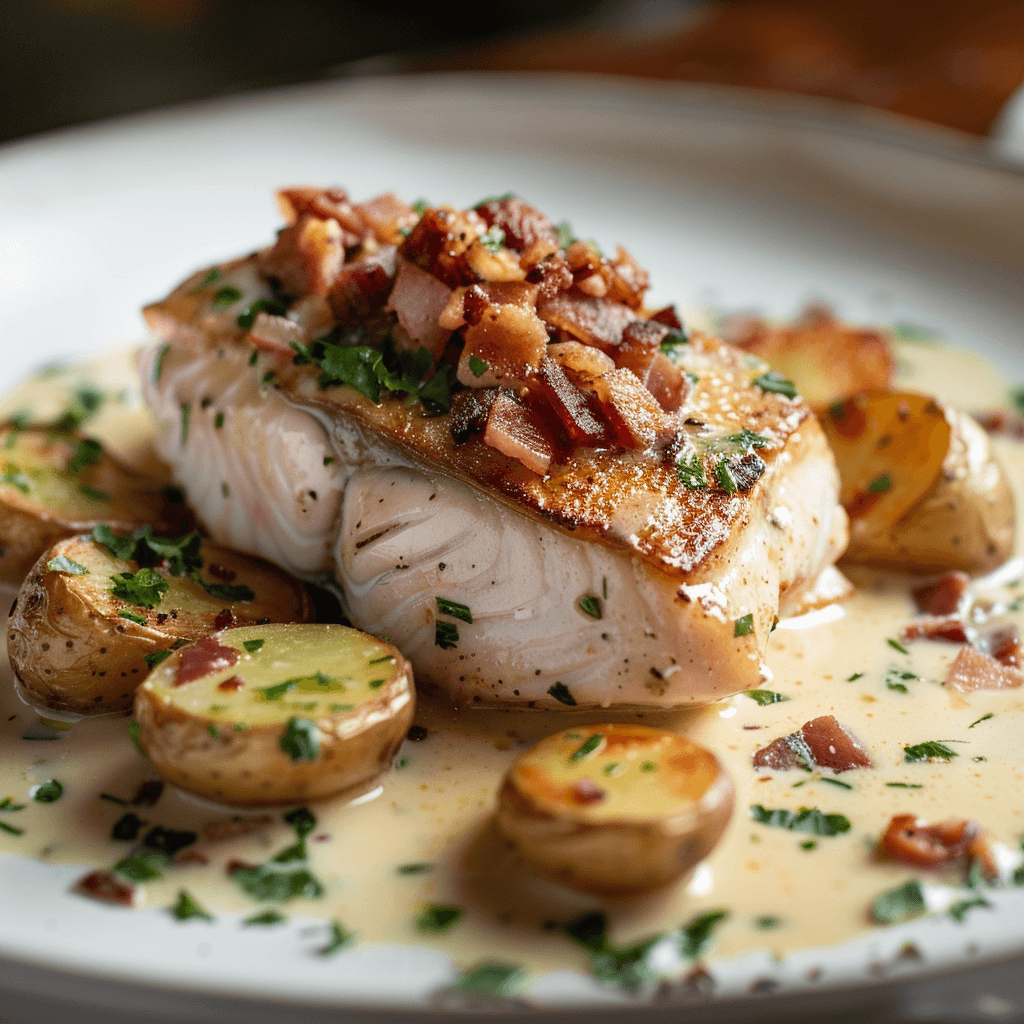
[
  {"x1": 727, "y1": 305, "x2": 896, "y2": 411},
  {"x1": 822, "y1": 393, "x2": 1015, "y2": 572},
  {"x1": 496, "y1": 723, "x2": 733, "y2": 896},
  {"x1": 8, "y1": 532, "x2": 314, "y2": 716},
  {"x1": 0, "y1": 424, "x2": 190, "y2": 584},
  {"x1": 134, "y1": 623, "x2": 414, "y2": 806}
]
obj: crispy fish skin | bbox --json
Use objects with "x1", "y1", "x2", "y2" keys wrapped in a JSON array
[{"x1": 141, "y1": 216, "x2": 847, "y2": 708}]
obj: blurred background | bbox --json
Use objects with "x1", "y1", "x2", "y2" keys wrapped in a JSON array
[{"x1": 3, "y1": 0, "x2": 1024, "y2": 146}]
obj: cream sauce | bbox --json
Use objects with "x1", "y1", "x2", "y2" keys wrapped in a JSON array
[{"x1": 0, "y1": 341, "x2": 1021, "y2": 982}]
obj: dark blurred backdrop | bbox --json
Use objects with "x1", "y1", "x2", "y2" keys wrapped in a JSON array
[{"x1": 4, "y1": 0, "x2": 1024, "y2": 145}]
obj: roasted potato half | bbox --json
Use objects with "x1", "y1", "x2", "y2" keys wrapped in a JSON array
[
  {"x1": 822, "y1": 392, "x2": 1015, "y2": 573},
  {"x1": 496, "y1": 723, "x2": 733, "y2": 896},
  {"x1": 133, "y1": 623, "x2": 414, "y2": 806},
  {"x1": 8, "y1": 532, "x2": 314, "y2": 716},
  {"x1": 0, "y1": 424, "x2": 190, "y2": 584}
]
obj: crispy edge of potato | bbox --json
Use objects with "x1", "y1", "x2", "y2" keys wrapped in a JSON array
[
  {"x1": 7, "y1": 535, "x2": 316, "y2": 717},
  {"x1": 844, "y1": 408, "x2": 1016, "y2": 574},
  {"x1": 495, "y1": 727, "x2": 734, "y2": 896},
  {"x1": 133, "y1": 633, "x2": 415, "y2": 806},
  {"x1": 0, "y1": 425, "x2": 192, "y2": 585}
]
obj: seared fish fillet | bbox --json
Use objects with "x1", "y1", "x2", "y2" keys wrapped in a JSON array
[{"x1": 142, "y1": 190, "x2": 847, "y2": 708}]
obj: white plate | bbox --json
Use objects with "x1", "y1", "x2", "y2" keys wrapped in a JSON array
[{"x1": 1, "y1": 74, "x2": 1023, "y2": 1024}]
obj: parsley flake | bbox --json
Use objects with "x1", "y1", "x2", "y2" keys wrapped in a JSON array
[
  {"x1": 468, "y1": 355, "x2": 489, "y2": 378},
  {"x1": 170, "y1": 889, "x2": 213, "y2": 922},
  {"x1": 212, "y1": 285, "x2": 243, "y2": 310},
  {"x1": 872, "y1": 880, "x2": 926, "y2": 924},
  {"x1": 744, "y1": 689, "x2": 789, "y2": 705},
  {"x1": 110, "y1": 568, "x2": 168, "y2": 608},
  {"x1": 242, "y1": 639, "x2": 264, "y2": 654},
  {"x1": 452, "y1": 962, "x2": 525, "y2": 998},
  {"x1": 547, "y1": 682, "x2": 576, "y2": 706},
  {"x1": 734, "y1": 613, "x2": 754, "y2": 637},
  {"x1": 577, "y1": 595, "x2": 602, "y2": 619},
  {"x1": 67, "y1": 438, "x2": 102, "y2": 475},
  {"x1": 243, "y1": 909, "x2": 287, "y2": 926},
  {"x1": 417, "y1": 904, "x2": 463, "y2": 933},
  {"x1": 31, "y1": 779, "x2": 63, "y2": 803},
  {"x1": 435, "y1": 621, "x2": 459, "y2": 649},
  {"x1": 319, "y1": 920, "x2": 355, "y2": 955},
  {"x1": 904, "y1": 741, "x2": 958, "y2": 762},
  {"x1": 46, "y1": 555, "x2": 89, "y2": 575},
  {"x1": 750, "y1": 805, "x2": 851, "y2": 836},
  {"x1": 676, "y1": 453, "x2": 707, "y2": 489},
  {"x1": 436, "y1": 597, "x2": 473, "y2": 623},
  {"x1": 279, "y1": 718, "x2": 319, "y2": 761},
  {"x1": 752, "y1": 371, "x2": 797, "y2": 398},
  {"x1": 570, "y1": 734, "x2": 604, "y2": 761}
]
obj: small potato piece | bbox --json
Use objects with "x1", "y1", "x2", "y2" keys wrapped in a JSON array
[
  {"x1": 496, "y1": 724, "x2": 733, "y2": 896},
  {"x1": 134, "y1": 623, "x2": 414, "y2": 806},
  {"x1": 9, "y1": 534, "x2": 314, "y2": 716},
  {"x1": 823, "y1": 393, "x2": 1015, "y2": 572},
  {"x1": 0, "y1": 425, "x2": 190, "y2": 584}
]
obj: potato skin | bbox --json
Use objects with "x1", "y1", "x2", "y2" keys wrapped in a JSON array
[
  {"x1": 496, "y1": 724, "x2": 734, "y2": 896},
  {"x1": 8, "y1": 535, "x2": 315, "y2": 716},
  {"x1": 845, "y1": 408, "x2": 1015, "y2": 573}
]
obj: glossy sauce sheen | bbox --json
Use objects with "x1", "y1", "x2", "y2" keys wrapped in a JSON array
[{"x1": 0, "y1": 342, "x2": 1021, "y2": 976}]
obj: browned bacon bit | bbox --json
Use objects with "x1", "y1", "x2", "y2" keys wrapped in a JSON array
[
  {"x1": 612, "y1": 319, "x2": 669, "y2": 384},
  {"x1": 982, "y1": 624, "x2": 1022, "y2": 668},
  {"x1": 176, "y1": 636, "x2": 239, "y2": 687},
  {"x1": 473, "y1": 196, "x2": 558, "y2": 253},
  {"x1": 912, "y1": 572, "x2": 970, "y2": 616},
  {"x1": 174, "y1": 850, "x2": 209, "y2": 866},
  {"x1": 388, "y1": 258, "x2": 452, "y2": 357},
  {"x1": 537, "y1": 292, "x2": 639, "y2": 350},
  {"x1": 207, "y1": 563, "x2": 237, "y2": 582},
  {"x1": 203, "y1": 814, "x2": 274, "y2": 842},
  {"x1": 249, "y1": 312, "x2": 303, "y2": 357},
  {"x1": 752, "y1": 714, "x2": 873, "y2": 773},
  {"x1": 327, "y1": 248, "x2": 398, "y2": 326},
  {"x1": 531, "y1": 357, "x2": 606, "y2": 447},
  {"x1": 571, "y1": 779, "x2": 606, "y2": 805},
  {"x1": 645, "y1": 353, "x2": 689, "y2": 414},
  {"x1": 649, "y1": 305, "x2": 684, "y2": 329},
  {"x1": 217, "y1": 675, "x2": 245, "y2": 693},
  {"x1": 132, "y1": 778, "x2": 164, "y2": 808},
  {"x1": 400, "y1": 207, "x2": 479, "y2": 289},
  {"x1": 449, "y1": 388, "x2": 497, "y2": 445},
  {"x1": 226, "y1": 858, "x2": 258, "y2": 876},
  {"x1": 212, "y1": 608, "x2": 235, "y2": 631},
  {"x1": 946, "y1": 644, "x2": 1024, "y2": 692},
  {"x1": 880, "y1": 814, "x2": 996, "y2": 877},
  {"x1": 481, "y1": 393, "x2": 560, "y2": 477},
  {"x1": 74, "y1": 869, "x2": 136, "y2": 907},
  {"x1": 899, "y1": 615, "x2": 969, "y2": 644}
]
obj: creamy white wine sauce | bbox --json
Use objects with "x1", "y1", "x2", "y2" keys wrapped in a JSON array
[{"x1": 0, "y1": 341, "x2": 1021, "y2": 980}]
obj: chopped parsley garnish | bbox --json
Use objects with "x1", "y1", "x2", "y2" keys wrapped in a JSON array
[
  {"x1": 570, "y1": 734, "x2": 604, "y2": 761},
  {"x1": 143, "y1": 650, "x2": 172, "y2": 669},
  {"x1": 1011, "y1": 386, "x2": 1024, "y2": 416},
  {"x1": 680, "y1": 910, "x2": 729, "y2": 958},
  {"x1": 46, "y1": 555, "x2": 89, "y2": 575},
  {"x1": 416, "y1": 904, "x2": 463, "y2": 933},
  {"x1": 279, "y1": 718, "x2": 319, "y2": 761},
  {"x1": 800, "y1": 840, "x2": 817, "y2": 851},
  {"x1": 676, "y1": 453, "x2": 707, "y2": 489},
  {"x1": 436, "y1": 597, "x2": 473, "y2": 623},
  {"x1": 714, "y1": 429, "x2": 771, "y2": 452},
  {"x1": 242, "y1": 639, "x2": 264, "y2": 654},
  {"x1": 885, "y1": 782, "x2": 924, "y2": 789},
  {"x1": 750, "y1": 805, "x2": 851, "y2": 836},
  {"x1": 0, "y1": 466, "x2": 30, "y2": 493},
  {"x1": 214, "y1": 412, "x2": 224, "y2": 428},
  {"x1": 55, "y1": 384, "x2": 104, "y2": 432},
  {"x1": 212, "y1": 285, "x2": 243, "y2": 310},
  {"x1": 79, "y1": 485, "x2": 110, "y2": 502},
  {"x1": 744, "y1": 689, "x2": 789, "y2": 705},
  {"x1": 291, "y1": 339, "x2": 458, "y2": 414},
  {"x1": 110, "y1": 568, "x2": 168, "y2": 608},
  {"x1": 118, "y1": 609, "x2": 147, "y2": 625},
  {"x1": 887, "y1": 638, "x2": 910, "y2": 655},
  {"x1": 969, "y1": 713, "x2": 994, "y2": 728},
  {"x1": 479, "y1": 226, "x2": 505, "y2": 253},
  {"x1": 194, "y1": 578, "x2": 255, "y2": 602},
  {"x1": 243, "y1": 909, "x2": 287, "y2": 926},
  {"x1": 142, "y1": 825, "x2": 197, "y2": 855},
  {"x1": 819, "y1": 777, "x2": 853, "y2": 790},
  {"x1": 659, "y1": 329, "x2": 689, "y2": 357},
  {"x1": 114, "y1": 850, "x2": 171, "y2": 882},
  {"x1": 468, "y1": 355, "x2": 489, "y2": 378},
  {"x1": 180, "y1": 402, "x2": 191, "y2": 446},
  {"x1": 640, "y1": 761, "x2": 657, "y2": 772},
  {"x1": 547, "y1": 682, "x2": 576, "y2": 706},
  {"x1": 752, "y1": 371, "x2": 797, "y2": 398},
  {"x1": 555, "y1": 221, "x2": 576, "y2": 249},
  {"x1": 435, "y1": 621, "x2": 459, "y2": 649},
  {"x1": 396, "y1": 862, "x2": 433, "y2": 875},
  {"x1": 231, "y1": 863, "x2": 324, "y2": 902},
  {"x1": 903, "y1": 741, "x2": 958, "y2": 763},
  {"x1": 170, "y1": 890, "x2": 214, "y2": 922},
  {"x1": 319, "y1": 920, "x2": 355, "y2": 955},
  {"x1": 153, "y1": 344, "x2": 170, "y2": 384},
  {"x1": 577, "y1": 595, "x2": 602, "y2": 619},
  {"x1": 452, "y1": 962, "x2": 525, "y2": 998},
  {"x1": 67, "y1": 438, "x2": 103, "y2": 475},
  {"x1": 714, "y1": 459, "x2": 738, "y2": 494},
  {"x1": 0, "y1": 798, "x2": 25, "y2": 811},
  {"x1": 872, "y1": 880, "x2": 925, "y2": 924},
  {"x1": 866, "y1": 473, "x2": 893, "y2": 493},
  {"x1": 847, "y1": 672, "x2": 864, "y2": 682},
  {"x1": 0, "y1": 821, "x2": 24, "y2": 836},
  {"x1": 734, "y1": 613, "x2": 754, "y2": 637},
  {"x1": 754, "y1": 916, "x2": 782, "y2": 930},
  {"x1": 198, "y1": 268, "x2": 222, "y2": 288},
  {"x1": 31, "y1": 779, "x2": 63, "y2": 803}
]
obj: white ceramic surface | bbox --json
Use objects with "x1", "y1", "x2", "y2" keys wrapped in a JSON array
[{"x1": 1, "y1": 74, "x2": 1023, "y2": 1024}]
